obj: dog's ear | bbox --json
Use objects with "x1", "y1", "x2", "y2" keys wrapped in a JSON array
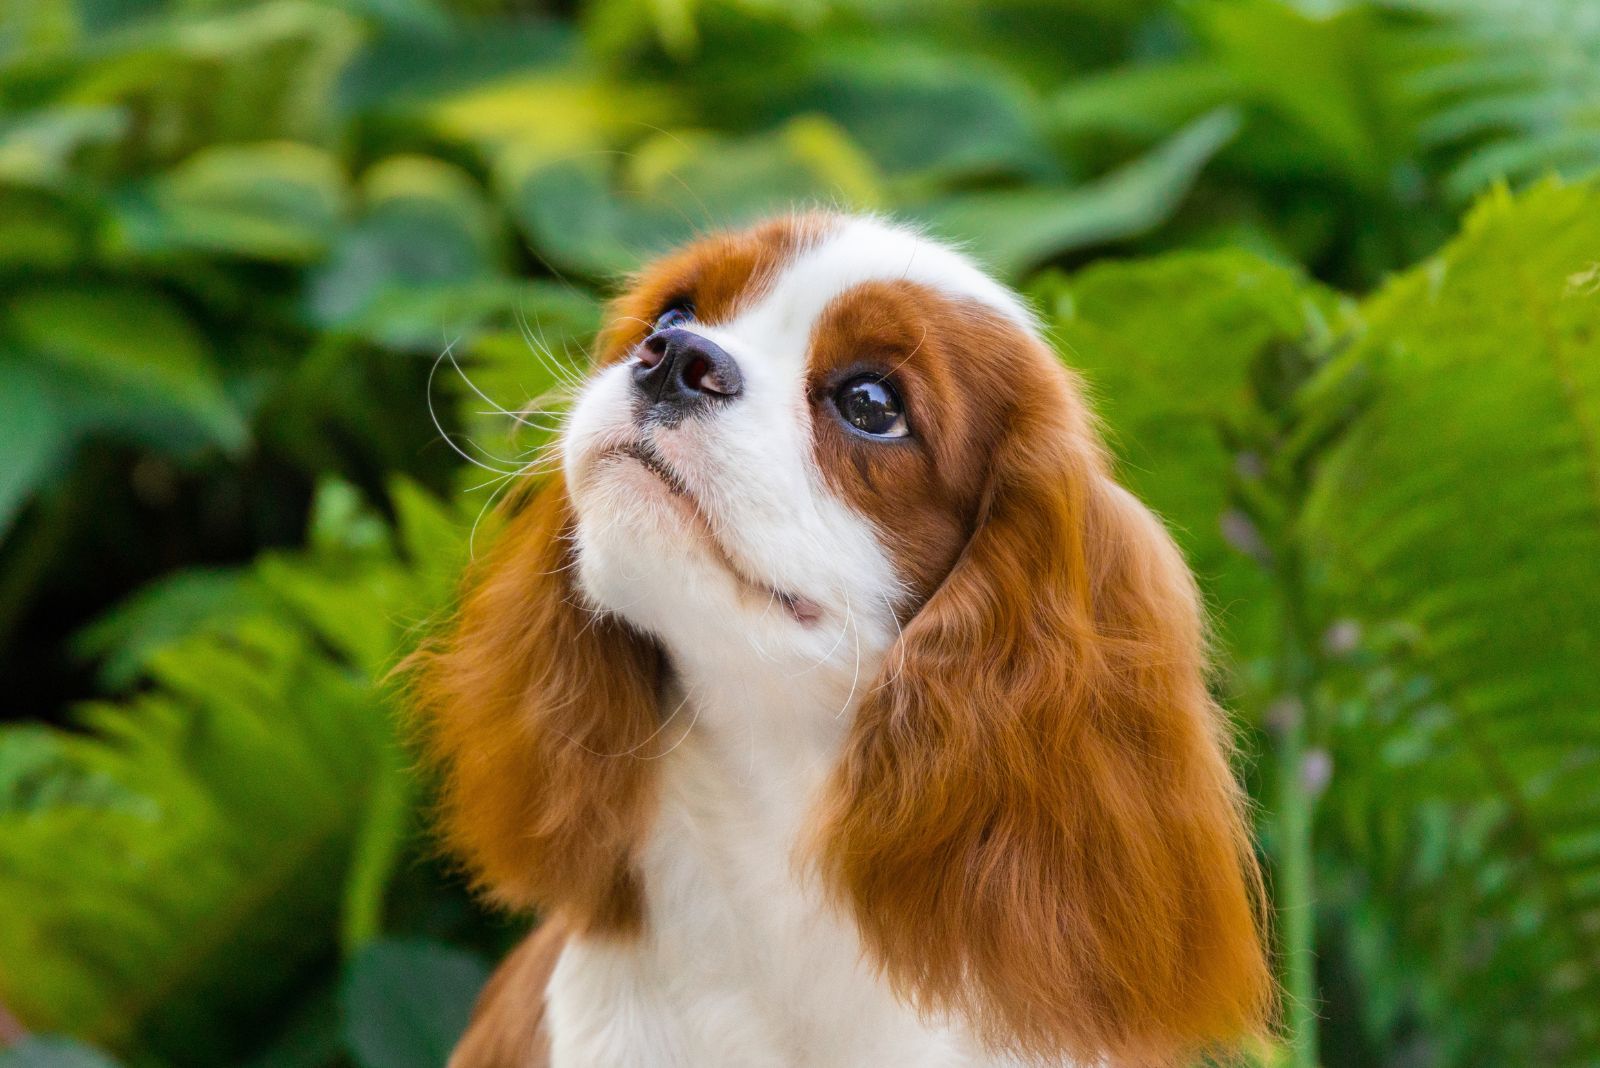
[
  {"x1": 410, "y1": 475, "x2": 661, "y2": 933},
  {"x1": 448, "y1": 921, "x2": 566, "y2": 1068},
  {"x1": 815, "y1": 372, "x2": 1272, "y2": 1067}
]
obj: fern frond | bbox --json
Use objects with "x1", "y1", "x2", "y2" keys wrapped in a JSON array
[
  {"x1": 1306, "y1": 178, "x2": 1600, "y2": 1065},
  {"x1": 0, "y1": 482, "x2": 464, "y2": 1063},
  {"x1": 1393, "y1": 0, "x2": 1600, "y2": 196}
]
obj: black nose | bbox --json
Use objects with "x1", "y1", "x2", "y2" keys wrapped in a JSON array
[{"x1": 632, "y1": 327, "x2": 743, "y2": 419}]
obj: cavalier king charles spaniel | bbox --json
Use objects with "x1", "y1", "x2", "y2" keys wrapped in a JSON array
[{"x1": 414, "y1": 213, "x2": 1272, "y2": 1067}]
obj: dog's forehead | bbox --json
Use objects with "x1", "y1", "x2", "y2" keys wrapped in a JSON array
[
  {"x1": 603, "y1": 215, "x2": 1034, "y2": 366},
  {"x1": 737, "y1": 216, "x2": 1036, "y2": 338}
]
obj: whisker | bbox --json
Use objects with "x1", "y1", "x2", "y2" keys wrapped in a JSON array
[
  {"x1": 446, "y1": 341, "x2": 546, "y2": 432},
  {"x1": 515, "y1": 306, "x2": 587, "y2": 390},
  {"x1": 834, "y1": 589, "x2": 863, "y2": 720},
  {"x1": 876, "y1": 587, "x2": 909, "y2": 690},
  {"x1": 468, "y1": 470, "x2": 520, "y2": 559},
  {"x1": 426, "y1": 346, "x2": 525, "y2": 476},
  {"x1": 645, "y1": 693, "x2": 702, "y2": 761}
]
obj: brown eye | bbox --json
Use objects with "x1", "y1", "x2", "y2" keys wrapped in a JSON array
[{"x1": 833, "y1": 375, "x2": 908, "y2": 439}]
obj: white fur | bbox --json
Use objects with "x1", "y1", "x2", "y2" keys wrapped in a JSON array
[{"x1": 553, "y1": 216, "x2": 1038, "y2": 1067}]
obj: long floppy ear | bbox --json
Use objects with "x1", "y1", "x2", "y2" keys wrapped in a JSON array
[
  {"x1": 448, "y1": 920, "x2": 567, "y2": 1068},
  {"x1": 410, "y1": 474, "x2": 661, "y2": 933},
  {"x1": 816, "y1": 372, "x2": 1272, "y2": 1066}
]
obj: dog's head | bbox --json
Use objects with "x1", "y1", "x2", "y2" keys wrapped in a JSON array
[{"x1": 415, "y1": 213, "x2": 1272, "y2": 1066}]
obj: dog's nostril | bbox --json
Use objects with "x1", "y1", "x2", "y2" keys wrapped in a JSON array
[
  {"x1": 639, "y1": 331, "x2": 668, "y2": 368},
  {"x1": 681, "y1": 354, "x2": 709, "y2": 392}
]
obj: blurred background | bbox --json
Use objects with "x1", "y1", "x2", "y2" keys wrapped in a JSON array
[{"x1": 1, "y1": 0, "x2": 1598, "y2": 1065}]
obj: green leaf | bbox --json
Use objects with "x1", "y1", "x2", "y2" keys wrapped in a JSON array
[
  {"x1": 108, "y1": 1, "x2": 363, "y2": 146},
  {"x1": 428, "y1": 69, "x2": 674, "y2": 171},
  {"x1": 764, "y1": 44, "x2": 1054, "y2": 184},
  {"x1": 336, "y1": 19, "x2": 575, "y2": 114},
  {"x1": 1048, "y1": 58, "x2": 1243, "y2": 141},
  {"x1": 3, "y1": 284, "x2": 247, "y2": 453},
  {"x1": 512, "y1": 116, "x2": 882, "y2": 278},
  {"x1": 309, "y1": 155, "x2": 503, "y2": 343},
  {"x1": 1306, "y1": 179, "x2": 1600, "y2": 1065},
  {"x1": 0, "y1": 186, "x2": 86, "y2": 271},
  {"x1": 0, "y1": 483, "x2": 466, "y2": 1062},
  {"x1": 72, "y1": 568, "x2": 259, "y2": 689},
  {"x1": 0, "y1": 361, "x2": 71, "y2": 541},
  {"x1": 915, "y1": 107, "x2": 1241, "y2": 279},
  {"x1": 1032, "y1": 248, "x2": 1342, "y2": 666},
  {"x1": 340, "y1": 939, "x2": 488, "y2": 1068},
  {"x1": 1191, "y1": 0, "x2": 1422, "y2": 193},
  {"x1": 1393, "y1": 0, "x2": 1600, "y2": 197},
  {"x1": 0, "y1": 1037, "x2": 123, "y2": 1068},
  {"x1": 0, "y1": 106, "x2": 128, "y2": 185},
  {"x1": 113, "y1": 142, "x2": 348, "y2": 263},
  {"x1": 0, "y1": 621, "x2": 389, "y2": 1053}
]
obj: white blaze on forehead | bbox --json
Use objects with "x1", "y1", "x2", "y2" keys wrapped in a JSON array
[{"x1": 742, "y1": 215, "x2": 1037, "y2": 336}]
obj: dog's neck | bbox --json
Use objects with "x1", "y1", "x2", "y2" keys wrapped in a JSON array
[
  {"x1": 655, "y1": 640, "x2": 872, "y2": 810},
  {"x1": 544, "y1": 633, "x2": 995, "y2": 1066}
]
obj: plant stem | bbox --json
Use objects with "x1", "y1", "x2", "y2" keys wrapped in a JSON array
[
  {"x1": 1275, "y1": 694, "x2": 1319, "y2": 1067},
  {"x1": 1273, "y1": 540, "x2": 1320, "y2": 1068}
]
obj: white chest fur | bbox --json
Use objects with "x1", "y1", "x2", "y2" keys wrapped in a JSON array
[{"x1": 542, "y1": 674, "x2": 1006, "y2": 1068}]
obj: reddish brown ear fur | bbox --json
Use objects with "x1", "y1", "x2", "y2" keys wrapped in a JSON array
[
  {"x1": 410, "y1": 475, "x2": 661, "y2": 933},
  {"x1": 448, "y1": 920, "x2": 567, "y2": 1068},
  {"x1": 815, "y1": 364, "x2": 1272, "y2": 1066}
]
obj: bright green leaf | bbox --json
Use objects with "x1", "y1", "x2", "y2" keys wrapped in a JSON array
[
  {"x1": 1033, "y1": 248, "x2": 1340, "y2": 666},
  {"x1": 1307, "y1": 179, "x2": 1600, "y2": 1066},
  {"x1": 513, "y1": 116, "x2": 883, "y2": 278}
]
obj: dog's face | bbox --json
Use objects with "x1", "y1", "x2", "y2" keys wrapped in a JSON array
[
  {"x1": 419, "y1": 214, "x2": 1272, "y2": 1067},
  {"x1": 563, "y1": 214, "x2": 1043, "y2": 679}
]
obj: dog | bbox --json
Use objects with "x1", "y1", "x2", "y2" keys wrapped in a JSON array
[{"x1": 413, "y1": 213, "x2": 1272, "y2": 1067}]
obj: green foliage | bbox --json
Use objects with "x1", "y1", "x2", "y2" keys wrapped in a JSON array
[
  {"x1": 3, "y1": 0, "x2": 1600, "y2": 1066},
  {"x1": 0, "y1": 1038, "x2": 123, "y2": 1068},
  {"x1": 0, "y1": 481, "x2": 465, "y2": 1061},
  {"x1": 1305, "y1": 181, "x2": 1600, "y2": 1066},
  {"x1": 1395, "y1": 0, "x2": 1600, "y2": 198},
  {"x1": 1034, "y1": 178, "x2": 1600, "y2": 1067},
  {"x1": 341, "y1": 939, "x2": 489, "y2": 1068},
  {"x1": 919, "y1": 108, "x2": 1242, "y2": 280},
  {"x1": 1032, "y1": 247, "x2": 1345, "y2": 661}
]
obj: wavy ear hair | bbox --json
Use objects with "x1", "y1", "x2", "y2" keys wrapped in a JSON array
[
  {"x1": 409, "y1": 475, "x2": 661, "y2": 933},
  {"x1": 816, "y1": 365, "x2": 1273, "y2": 1066}
]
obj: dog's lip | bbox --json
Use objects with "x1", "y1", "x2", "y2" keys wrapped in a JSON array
[
  {"x1": 616, "y1": 441, "x2": 692, "y2": 499},
  {"x1": 596, "y1": 440, "x2": 823, "y2": 627}
]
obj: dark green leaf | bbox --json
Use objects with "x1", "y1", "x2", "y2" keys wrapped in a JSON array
[
  {"x1": 340, "y1": 939, "x2": 489, "y2": 1068},
  {"x1": 916, "y1": 108, "x2": 1241, "y2": 278},
  {"x1": 0, "y1": 361, "x2": 71, "y2": 541},
  {"x1": 112, "y1": 143, "x2": 348, "y2": 264},
  {"x1": 4, "y1": 284, "x2": 247, "y2": 453},
  {"x1": 0, "y1": 1037, "x2": 123, "y2": 1068}
]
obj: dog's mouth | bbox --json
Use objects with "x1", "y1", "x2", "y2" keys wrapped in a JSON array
[
  {"x1": 618, "y1": 441, "x2": 692, "y2": 499},
  {"x1": 603, "y1": 440, "x2": 822, "y2": 627}
]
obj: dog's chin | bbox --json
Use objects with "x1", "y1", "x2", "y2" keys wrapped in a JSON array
[{"x1": 571, "y1": 443, "x2": 823, "y2": 631}]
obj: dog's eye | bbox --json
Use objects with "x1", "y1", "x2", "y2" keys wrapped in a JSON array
[
  {"x1": 833, "y1": 375, "x2": 908, "y2": 439},
  {"x1": 655, "y1": 303, "x2": 694, "y2": 331}
]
